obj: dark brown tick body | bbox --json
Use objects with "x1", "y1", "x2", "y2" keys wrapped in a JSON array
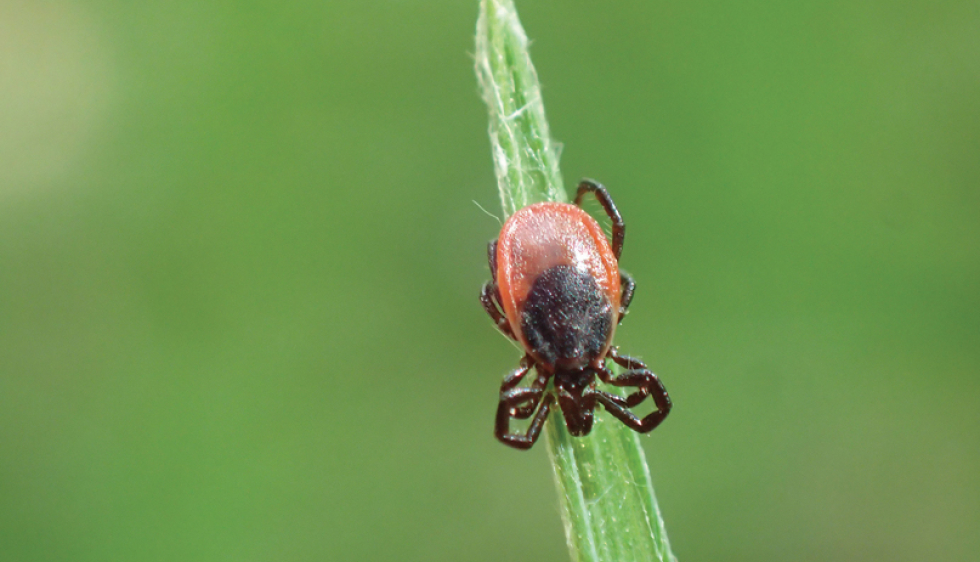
[{"x1": 481, "y1": 179, "x2": 671, "y2": 450}]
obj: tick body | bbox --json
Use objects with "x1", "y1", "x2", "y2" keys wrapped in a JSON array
[{"x1": 482, "y1": 179, "x2": 671, "y2": 450}]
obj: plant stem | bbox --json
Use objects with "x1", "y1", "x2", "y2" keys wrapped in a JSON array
[
  {"x1": 475, "y1": 1, "x2": 678, "y2": 561},
  {"x1": 474, "y1": 0, "x2": 567, "y2": 214}
]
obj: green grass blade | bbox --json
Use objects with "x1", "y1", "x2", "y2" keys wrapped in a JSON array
[
  {"x1": 546, "y1": 410, "x2": 677, "y2": 562},
  {"x1": 475, "y1": 1, "x2": 678, "y2": 561},
  {"x1": 474, "y1": 0, "x2": 567, "y2": 213}
]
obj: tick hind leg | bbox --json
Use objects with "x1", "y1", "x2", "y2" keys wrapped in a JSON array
[
  {"x1": 575, "y1": 179, "x2": 625, "y2": 260},
  {"x1": 594, "y1": 349, "x2": 671, "y2": 432},
  {"x1": 495, "y1": 358, "x2": 554, "y2": 450},
  {"x1": 618, "y1": 271, "x2": 635, "y2": 323},
  {"x1": 481, "y1": 240, "x2": 516, "y2": 340},
  {"x1": 482, "y1": 282, "x2": 515, "y2": 339}
]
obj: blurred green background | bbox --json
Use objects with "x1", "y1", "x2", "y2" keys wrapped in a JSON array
[{"x1": 1, "y1": 1, "x2": 978, "y2": 560}]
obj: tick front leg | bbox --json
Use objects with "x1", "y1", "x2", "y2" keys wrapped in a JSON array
[
  {"x1": 499, "y1": 357, "x2": 548, "y2": 419},
  {"x1": 608, "y1": 347, "x2": 647, "y2": 370},
  {"x1": 595, "y1": 354, "x2": 671, "y2": 432},
  {"x1": 499, "y1": 355, "x2": 533, "y2": 392},
  {"x1": 599, "y1": 348, "x2": 650, "y2": 406},
  {"x1": 495, "y1": 359, "x2": 553, "y2": 449},
  {"x1": 495, "y1": 389, "x2": 555, "y2": 450}
]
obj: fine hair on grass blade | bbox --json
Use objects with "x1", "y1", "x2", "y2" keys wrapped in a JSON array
[{"x1": 474, "y1": 1, "x2": 677, "y2": 561}]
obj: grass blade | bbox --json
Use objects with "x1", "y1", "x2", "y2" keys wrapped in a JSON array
[
  {"x1": 475, "y1": 1, "x2": 678, "y2": 561},
  {"x1": 474, "y1": 0, "x2": 567, "y2": 213}
]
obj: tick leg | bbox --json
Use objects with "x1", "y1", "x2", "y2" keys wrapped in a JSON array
[
  {"x1": 618, "y1": 271, "x2": 635, "y2": 323},
  {"x1": 481, "y1": 282, "x2": 516, "y2": 339},
  {"x1": 575, "y1": 179, "x2": 625, "y2": 260},
  {"x1": 595, "y1": 363, "x2": 648, "y2": 407},
  {"x1": 487, "y1": 240, "x2": 499, "y2": 280},
  {"x1": 512, "y1": 373, "x2": 551, "y2": 419},
  {"x1": 603, "y1": 348, "x2": 651, "y2": 405},
  {"x1": 608, "y1": 347, "x2": 647, "y2": 370},
  {"x1": 595, "y1": 358, "x2": 671, "y2": 432},
  {"x1": 499, "y1": 354, "x2": 533, "y2": 391},
  {"x1": 595, "y1": 389, "x2": 669, "y2": 433},
  {"x1": 495, "y1": 389, "x2": 555, "y2": 450},
  {"x1": 499, "y1": 356, "x2": 547, "y2": 419},
  {"x1": 482, "y1": 239, "x2": 517, "y2": 340}
]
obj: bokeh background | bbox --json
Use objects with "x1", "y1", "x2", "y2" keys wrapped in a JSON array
[{"x1": 2, "y1": 1, "x2": 978, "y2": 561}]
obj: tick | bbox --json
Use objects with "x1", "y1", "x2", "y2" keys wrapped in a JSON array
[{"x1": 481, "y1": 179, "x2": 671, "y2": 450}]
